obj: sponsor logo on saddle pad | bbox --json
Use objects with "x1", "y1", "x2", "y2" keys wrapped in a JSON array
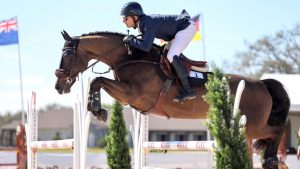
[{"x1": 189, "y1": 71, "x2": 204, "y2": 79}]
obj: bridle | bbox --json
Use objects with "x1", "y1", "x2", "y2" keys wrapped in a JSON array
[{"x1": 60, "y1": 38, "x2": 80, "y2": 84}]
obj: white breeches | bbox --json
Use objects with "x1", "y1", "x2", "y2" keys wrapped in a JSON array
[{"x1": 167, "y1": 21, "x2": 196, "y2": 63}]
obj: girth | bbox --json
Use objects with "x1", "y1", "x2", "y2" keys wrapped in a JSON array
[{"x1": 144, "y1": 78, "x2": 173, "y2": 119}]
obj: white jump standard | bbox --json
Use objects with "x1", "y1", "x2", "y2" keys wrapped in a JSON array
[{"x1": 26, "y1": 76, "x2": 91, "y2": 169}]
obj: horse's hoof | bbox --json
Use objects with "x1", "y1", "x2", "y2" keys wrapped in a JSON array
[
  {"x1": 91, "y1": 108, "x2": 108, "y2": 122},
  {"x1": 98, "y1": 108, "x2": 108, "y2": 122},
  {"x1": 278, "y1": 162, "x2": 289, "y2": 169},
  {"x1": 262, "y1": 156, "x2": 279, "y2": 169}
]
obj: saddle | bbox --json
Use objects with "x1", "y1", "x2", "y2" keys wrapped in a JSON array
[
  {"x1": 160, "y1": 51, "x2": 209, "y2": 82},
  {"x1": 148, "y1": 52, "x2": 209, "y2": 118}
]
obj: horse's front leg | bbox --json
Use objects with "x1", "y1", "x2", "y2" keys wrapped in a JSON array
[{"x1": 87, "y1": 76, "x2": 131, "y2": 121}]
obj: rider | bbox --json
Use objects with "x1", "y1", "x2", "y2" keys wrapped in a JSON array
[{"x1": 121, "y1": 2, "x2": 196, "y2": 102}]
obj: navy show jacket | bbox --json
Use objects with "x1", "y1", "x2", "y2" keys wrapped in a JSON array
[{"x1": 128, "y1": 10, "x2": 191, "y2": 52}]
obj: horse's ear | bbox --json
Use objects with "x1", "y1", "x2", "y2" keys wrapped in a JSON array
[
  {"x1": 61, "y1": 30, "x2": 74, "y2": 42},
  {"x1": 61, "y1": 31, "x2": 67, "y2": 40}
]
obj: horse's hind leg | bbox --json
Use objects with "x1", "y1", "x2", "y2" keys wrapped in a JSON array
[
  {"x1": 258, "y1": 125, "x2": 285, "y2": 169},
  {"x1": 260, "y1": 78, "x2": 290, "y2": 169},
  {"x1": 251, "y1": 125, "x2": 281, "y2": 169}
]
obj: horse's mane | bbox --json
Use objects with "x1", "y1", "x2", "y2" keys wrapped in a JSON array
[
  {"x1": 80, "y1": 31, "x2": 162, "y2": 49},
  {"x1": 81, "y1": 31, "x2": 125, "y2": 38}
]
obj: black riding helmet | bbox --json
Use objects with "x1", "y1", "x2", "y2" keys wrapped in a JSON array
[{"x1": 121, "y1": 2, "x2": 144, "y2": 16}]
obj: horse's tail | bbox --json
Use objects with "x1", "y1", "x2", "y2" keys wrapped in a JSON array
[
  {"x1": 262, "y1": 78, "x2": 290, "y2": 126},
  {"x1": 253, "y1": 78, "x2": 290, "y2": 152}
]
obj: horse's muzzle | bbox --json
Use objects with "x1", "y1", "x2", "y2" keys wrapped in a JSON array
[{"x1": 55, "y1": 83, "x2": 71, "y2": 94}]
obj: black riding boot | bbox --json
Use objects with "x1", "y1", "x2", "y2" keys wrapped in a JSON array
[{"x1": 171, "y1": 55, "x2": 196, "y2": 102}]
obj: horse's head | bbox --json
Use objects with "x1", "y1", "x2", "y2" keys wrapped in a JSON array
[{"x1": 55, "y1": 30, "x2": 88, "y2": 94}]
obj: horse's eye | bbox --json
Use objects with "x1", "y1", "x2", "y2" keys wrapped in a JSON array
[
  {"x1": 63, "y1": 50, "x2": 73, "y2": 58},
  {"x1": 66, "y1": 50, "x2": 73, "y2": 55}
]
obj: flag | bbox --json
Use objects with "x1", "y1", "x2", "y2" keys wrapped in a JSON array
[
  {"x1": 0, "y1": 17, "x2": 19, "y2": 45},
  {"x1": 192, "y1": 14, "x2": 201, "y2": 41}
]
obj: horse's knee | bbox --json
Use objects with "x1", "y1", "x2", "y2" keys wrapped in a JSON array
[{"x1": 90, "y1": 77, "x2": 104, "y2": 90}]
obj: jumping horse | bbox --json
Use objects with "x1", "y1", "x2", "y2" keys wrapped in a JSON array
[{"x1": 55, "y1": 30, "x2": 290, "y2": 169}]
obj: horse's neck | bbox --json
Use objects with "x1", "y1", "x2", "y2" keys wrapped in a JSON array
[
  {"x1": 80, "y1": 35, "x2": 163, "y2": 79},
  {"x1": 79, "y1": 37, "x2": 127, "y2": 67}
]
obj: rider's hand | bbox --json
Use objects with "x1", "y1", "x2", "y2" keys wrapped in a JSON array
[{"x1": 123, "y1": 35, "x2": 134, "y2": 44}]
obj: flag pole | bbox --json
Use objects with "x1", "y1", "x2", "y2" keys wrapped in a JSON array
[
  {"x1": 200, "y1": 13, "x2": 206, "y2": 60},
  {"x1": 16, "y1": 16, "x2": 25, "y2": 124}
]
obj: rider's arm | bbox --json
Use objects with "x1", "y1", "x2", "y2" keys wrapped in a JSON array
[{"x1": 128, "y1": 17, "x2": 157, "y2": 52}]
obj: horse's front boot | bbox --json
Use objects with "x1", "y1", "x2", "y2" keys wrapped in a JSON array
[
  {"x1": 87, "y1": 91, "x2": 101, "y2": 112},
  {"x1": 87, "y1": 91, "x2": 108, "y2": 121}
]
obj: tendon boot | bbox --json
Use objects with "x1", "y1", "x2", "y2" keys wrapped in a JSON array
[{"x1": 171, "y1": 55, "x2": 196, "y2": 102}]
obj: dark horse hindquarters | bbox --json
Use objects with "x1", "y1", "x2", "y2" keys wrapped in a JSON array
[{"x1": 256, "y1": 78, "x2": 290, "y2": 169}]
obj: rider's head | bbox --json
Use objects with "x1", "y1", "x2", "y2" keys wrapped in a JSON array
[{"x1": 121, "y1": 2, "x2": 144, "y2": 29}]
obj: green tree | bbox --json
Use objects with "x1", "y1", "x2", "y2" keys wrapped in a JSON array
[
  {"x1": 203, "y1": 65, "x2": 251, "y2": 169},
  {"x1": 229, "y1": 24, "x2": 300, "y2": 78},
  {"x1": 105, "y1": 101, "x2": 131, "y2": 169},
  {"x1": 0, "y1": 111, "x2": 22, "y2": 127}
]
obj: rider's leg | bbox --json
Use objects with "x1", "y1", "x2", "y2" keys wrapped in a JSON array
[
  {"x1": 171, "y1": 55, "x2": 196, "y2": 102},
  {"x1": 167, "y1": 20, "x2": 197, "y2": 102}
]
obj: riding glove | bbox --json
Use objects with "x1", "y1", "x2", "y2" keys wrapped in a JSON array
[{"x1": 123, "y1": 35, "x2": 134, "y2": 44}]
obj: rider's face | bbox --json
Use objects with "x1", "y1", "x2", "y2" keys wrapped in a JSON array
[{"x1": 123, "y1": 16, "x2": 136, "y2": 28}]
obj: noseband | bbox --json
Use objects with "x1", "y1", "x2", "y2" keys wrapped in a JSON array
[{"x1": 60, "y1": 38, "x2": 80, "y2": 84}]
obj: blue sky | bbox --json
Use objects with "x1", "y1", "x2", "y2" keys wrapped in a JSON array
[{"x1": 0, "y1": 0, "x2": 299, "y2": 114}]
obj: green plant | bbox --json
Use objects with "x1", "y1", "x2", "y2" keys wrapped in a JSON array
[
  {"x1": 105, "y1": 101, "x2": 131, "y2": 169},
  {"x1": 203, "y1": 65, "x2": 251, "y2": 169}
]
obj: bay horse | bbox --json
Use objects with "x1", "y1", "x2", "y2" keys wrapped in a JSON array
[{"x1": 55, "y1": 30, "x2": 290, "y2": 169}]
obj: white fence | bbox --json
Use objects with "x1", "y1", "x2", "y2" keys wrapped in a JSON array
[{"x1": 25, "y1": 75, "x2": 91, "y2": 169}]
